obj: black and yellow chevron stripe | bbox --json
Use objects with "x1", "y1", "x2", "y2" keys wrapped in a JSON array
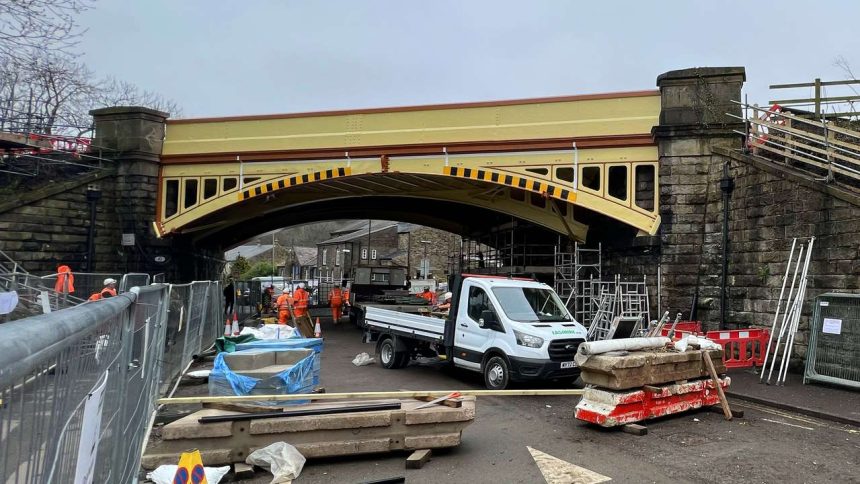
[
  {"x1": 239, "y1": 167, "x2": 352, "y2": 201},
  {"x1": 442, "y1": 166, "x2": 576, "y2": 203}
]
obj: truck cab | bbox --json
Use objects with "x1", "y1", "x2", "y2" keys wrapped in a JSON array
[{"x1": 445, "y1": 276, "x2": 587, "y2": 388}]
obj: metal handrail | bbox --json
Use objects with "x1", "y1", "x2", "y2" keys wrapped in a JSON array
[{"x1": 730, "y1": 100, "x2": 860, "y2": 183}]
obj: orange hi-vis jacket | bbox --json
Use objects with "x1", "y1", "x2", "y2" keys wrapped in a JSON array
[
  {"x1": 276, "y1": 293, "x2": 292, "y2": 311},
  {"x1": 293, "y1": 288, "x2": 309, "y2": 317},
  {"x1": 54, "y1": 265, "x2": 75, "y2": 293},
  {"x1": 329, "y1": 287, "x2": 343, "y2": 307},
  {"x1": 89, "y1": 286, "x2": 117, "y2": 301}
]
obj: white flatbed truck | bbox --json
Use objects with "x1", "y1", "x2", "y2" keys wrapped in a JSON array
[{"x1": 364, "y1": 274, "x2": 588, "y2": 389}]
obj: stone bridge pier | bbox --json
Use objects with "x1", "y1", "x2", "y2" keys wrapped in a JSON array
[{"x1": 88, "y1": 107, "x2": 224, "y2": 281}]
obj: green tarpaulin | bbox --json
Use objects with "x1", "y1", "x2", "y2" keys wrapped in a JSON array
[{"x1": 215, "y1": 334, "x2": 258, "y2": 353}]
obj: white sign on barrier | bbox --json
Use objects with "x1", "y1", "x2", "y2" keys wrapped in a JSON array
[
  {"x1": 822, "y1": 318, "x2": 842, "y2": 335},
  {"x1": 74, "y1": 370, "x2": 108, "y2": 484}
]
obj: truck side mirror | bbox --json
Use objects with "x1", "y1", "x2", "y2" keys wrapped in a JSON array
[{"x1": 478, "y1": 310, "x2": 497, "y2": 329}]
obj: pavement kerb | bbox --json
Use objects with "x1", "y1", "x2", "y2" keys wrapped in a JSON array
[{"x1": 725, "y1": 390, "x2": 860, "y2": 427}]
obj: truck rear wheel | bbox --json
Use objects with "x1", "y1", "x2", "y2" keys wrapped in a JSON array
[{"x1": 378, "y1": 338, "x2": 409, "y2": 369}]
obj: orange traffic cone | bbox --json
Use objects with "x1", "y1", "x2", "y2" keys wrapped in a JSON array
[
  {"x1": 231, "y1": 313, "x2": 240, "y2": 336},
  {"x1": 314, "y1": 317, "x2": 322, "y2": 338},
  {"x1": 224, "y1": 317, "x2": 232, "y2": 336}
]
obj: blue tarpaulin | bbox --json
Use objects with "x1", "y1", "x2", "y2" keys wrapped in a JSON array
[
  {"x1": 209, "y1": 349, "x2": 317, "y2": 405},
  {"x1": 234, "y1": 338, "x2": 323, "y2": 385}
]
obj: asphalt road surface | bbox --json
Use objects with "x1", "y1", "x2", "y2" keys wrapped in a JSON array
[{"x1": 175, "y1": 321, "x2": 860, "y2": 484}]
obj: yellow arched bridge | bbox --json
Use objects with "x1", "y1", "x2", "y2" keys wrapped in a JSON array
[{"x1": 155, "y1": 91, "x2": 661, "y2": 245}]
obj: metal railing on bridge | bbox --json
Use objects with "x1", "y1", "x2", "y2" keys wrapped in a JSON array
[
  {"x1": 730, "y1": 100, "x2": 860, "y2": 188},
  {"x1": 0, "y1": 280, "x2": 223, "y2": 483}
]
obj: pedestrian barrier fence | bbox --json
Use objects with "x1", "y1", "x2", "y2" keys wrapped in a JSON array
[
  {"x1": 804, "y1": 293, "x2": 860, "y2": 390},
  {"x1": 659, "y1": 323, "x2": 769, "y2": 369},
  {"x1": 706, "y1": 329, "x2": 769, "y2": 369},
  {"x1": 659, "y1": 321, "x2": 703, "y2": 339},
  {"x1": 0, "y1": 280, "x2": 223, "y2": 483}
]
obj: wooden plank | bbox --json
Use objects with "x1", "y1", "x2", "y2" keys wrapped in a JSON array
[
  {"x1": 702, "y1": 352, "x2": 732, "y2": 421},
  {"x1": 622, "y1": 424, "x2": 648, "y2": 436},
  {"x1": 158, "y1": 388, "x2": 585, "y2": 405},
  {"x1": 406, "y1": 449, "x2": 432, "y2": 469},
  {"x1": 706, "y1": 405, "x2": 744, "y2": 419}
]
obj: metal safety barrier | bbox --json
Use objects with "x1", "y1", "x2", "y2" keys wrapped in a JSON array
[
  {"x1": 159, "y1": 281, "x2": 221, "y2": 397},
  {"x1": 804, "y1": 293, "x2": 860, "y2": 390},
  {"x1": 0, "y1": 280, "x2": 223, "y2": 483}
]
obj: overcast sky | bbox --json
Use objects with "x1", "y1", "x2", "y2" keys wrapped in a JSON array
[{"x1": 78, "y1": 0, "x2": 860, "y2": 119}]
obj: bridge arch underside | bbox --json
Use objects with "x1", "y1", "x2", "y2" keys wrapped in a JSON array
[{"x1": 166, "y1": 173, "x2": 650, "y2": 250}]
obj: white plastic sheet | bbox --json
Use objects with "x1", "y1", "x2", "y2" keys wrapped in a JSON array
[
  {"x1": 240, "y1": 325, "x2": 302, "y2": 340},
  {"x1": 352, "y1": 352, "x2": 376, "y2": 366},
  {"x1": 246, "y1": 441, "x2": 306, "y2": 484},
  {"x1": 575, "y1": 337, "x2": 671, "y2": 366},
  {"x1": 147, "y1": 465, "x2": 230, "y2": 484},
  {"x1": 0, "y1": 291, "x2": 18, "y2": 314},
  {"x1": 674, "y1": 335, "x2": 721, "y2": 352}
]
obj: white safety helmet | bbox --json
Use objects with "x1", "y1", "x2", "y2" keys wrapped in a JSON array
[
  {"x1": 104, "y1": 278, "x2": 117, "y2": 286},
  {"x1": 444, "y1": 292, "x2": 453, "y2": 301},
  {"x1": 298, "y1": 283, "x2": 305, "y2": 289},
  {"x1": 282, "y1": 288, "x2": 290, "y2": 294}
]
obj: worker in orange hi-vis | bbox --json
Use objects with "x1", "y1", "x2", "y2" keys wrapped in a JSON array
[
  {"x1": 292, "y1": 283, "x2": 314, "y2": 337},
  {"x1": 88, "y1": 278, "x2": 117, "y2": 301},
  {"x1": 328, "y1": 284, "x2": 344, "y2": 324},
  {"x1": 54, "y1": 265, "x2": 75, "y2": 294},
  {"x1": 275, "y1": 288, "x2": 292, "y2": 325},
  {"x1": 419, "y1": 287, "x2": 434, "y2": 302}
]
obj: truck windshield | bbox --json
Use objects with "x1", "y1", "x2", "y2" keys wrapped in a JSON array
[{"x1": 491, "y1": 287, "x2": 572, "y2": 322}]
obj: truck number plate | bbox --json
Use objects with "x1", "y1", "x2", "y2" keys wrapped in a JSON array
[{"x1": 560, "y1": 361, "x2": 577, "y2": 369}]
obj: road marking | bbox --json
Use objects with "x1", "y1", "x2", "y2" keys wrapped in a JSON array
[
  {"x1": 527, "y1": 446, "x2": 611, "y2": 484},
  {"x1": 761, "y1": 418, "x2": 814, "y2": 430},
  {"x1": 734, "y1": 401, "x2": 860, "y2": 434}
]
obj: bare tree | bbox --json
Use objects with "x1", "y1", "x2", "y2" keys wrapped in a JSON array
[
  {"x1": 0, "y1": 1, "x2": 180, "y2": 137},
  {"x1": 95, "y1": 77, "x2": 182, "y2": 117},
  {"x1": 0, "y1": 0, "x2": 94, "y2": 63}
]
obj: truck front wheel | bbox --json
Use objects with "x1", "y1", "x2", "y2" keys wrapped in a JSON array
[{"x1": 483, "y1": 355, "x2": 510, "y2": 390}]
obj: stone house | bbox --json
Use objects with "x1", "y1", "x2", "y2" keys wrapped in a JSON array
[{"x1": 316, "y1": 221, "x2": 460, "y2": 282}]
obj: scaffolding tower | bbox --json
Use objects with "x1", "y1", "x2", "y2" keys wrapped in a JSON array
[{"x1": 554, "y1": 242, "x2": 601, "y2": 324}]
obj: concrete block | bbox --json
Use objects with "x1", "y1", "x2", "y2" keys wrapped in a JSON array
[
  {"x1": 406, "y1": 449, "x2": 432, "y2": 469},
  {"x1": 250, "y1": 412, "x2": 391, "y2": 434},
  {"x1": 162, "y1": 409, "x2": 233, "y2": 440},
  {"x1": 405, "y1": 432, "x2": 461, "y2": 449},
  {"x1": 144, "y1": 398, "x2": 475, "y2": 469},
  {"x1": 140, "y1": 448, "x2": 232, "y2": 469},
  {"x1": 580, "y1": 349, "x2": 725, "y2": 390},
  {"x1": 293, "y1": 438, "x2": 392, "y2": 458},
  {"x1": 233, "y1": 462, "x2": 254, "y2": 479}
]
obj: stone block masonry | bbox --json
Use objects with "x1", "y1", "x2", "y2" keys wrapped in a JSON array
[
  {"x1": 0, "y1": 107, "x2": 223, "y2": 281},
  {"x1": 604, "y1": 67, "x2": 860, "y2": 368}
]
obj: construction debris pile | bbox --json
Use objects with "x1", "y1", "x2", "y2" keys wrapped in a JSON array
[{"x1": 574, "y1": 336, "x2": 733, "y2": 428}]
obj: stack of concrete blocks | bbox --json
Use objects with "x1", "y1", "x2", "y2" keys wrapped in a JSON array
[
  {"x1": 235, "y1": 337, "x2": 324, "y2": 386},
  {"x1": 209, "y1": 348, "x2": 317, "y2": 403},
  {"x1": 142, "y1": 397, "x2": 477, "y2": 468},
  {"x1": 575, "y1": 348, "x2": 729, "y2": 427}
]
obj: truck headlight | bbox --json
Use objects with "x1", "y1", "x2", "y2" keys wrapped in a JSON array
[{"x1": 514, "y1": 330, "x2": 544, "y2": 348}]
